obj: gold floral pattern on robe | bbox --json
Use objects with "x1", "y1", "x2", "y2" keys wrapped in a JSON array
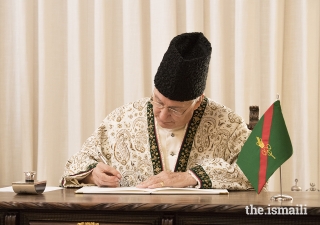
[{"x1": 61, "y1": 97, "x2": 253, "y2": 190}]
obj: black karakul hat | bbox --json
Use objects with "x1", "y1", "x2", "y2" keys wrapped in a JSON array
[{"x1": 154, "y1": 32, "x2": 212, "y2": 101}]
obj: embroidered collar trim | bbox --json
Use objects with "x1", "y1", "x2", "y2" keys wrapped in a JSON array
[{"x1": 147, "y1": 97, "x2": 208, "y2": 174}]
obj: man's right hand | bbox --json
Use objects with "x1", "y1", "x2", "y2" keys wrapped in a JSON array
[{"x1": 82, "y1": 162, "x2": 122, "y2": 187}]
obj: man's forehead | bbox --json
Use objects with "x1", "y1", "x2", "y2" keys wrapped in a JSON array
[{"x1": 154, "y1": 89, "x2": 188, "y2": 105}]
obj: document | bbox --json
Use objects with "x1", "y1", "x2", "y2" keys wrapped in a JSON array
[{"x1": 75, "y1": 186, "x2": 228, "y2": 195}]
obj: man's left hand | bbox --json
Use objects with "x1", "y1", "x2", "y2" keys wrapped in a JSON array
[{"x1": 136, "y1": 171, "x2": 197, "y2": 188}]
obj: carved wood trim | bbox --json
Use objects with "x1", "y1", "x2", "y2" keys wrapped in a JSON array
[{"x1": 247, "y1": 105, "x2": 259, "y2": 130}]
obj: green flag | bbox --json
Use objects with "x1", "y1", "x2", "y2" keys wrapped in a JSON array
[{"x1": 237, "y1": 100, "x2": 293, "y2": 193}]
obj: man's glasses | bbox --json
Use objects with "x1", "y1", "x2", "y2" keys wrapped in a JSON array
[{"x1": 150, "y1": 95, "x2": 196, "y2": 117}]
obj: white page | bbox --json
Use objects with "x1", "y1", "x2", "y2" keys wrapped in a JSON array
[{"x1": 75, "y1": 186, "x2": 228, "y2": 195}]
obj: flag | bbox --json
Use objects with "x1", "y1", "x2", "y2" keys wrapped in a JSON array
[{"x1": 237, "y1": 100, "x2": 293, "y2": 193}]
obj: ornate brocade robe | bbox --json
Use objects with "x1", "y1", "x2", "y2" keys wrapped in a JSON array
[{"x1": 61, "y1": 97, "x2": 253, "y2": 190}]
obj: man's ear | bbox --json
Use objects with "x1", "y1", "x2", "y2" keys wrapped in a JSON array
[{"x1": 194, "y1": 94, "x2": 204, "y2": 110}]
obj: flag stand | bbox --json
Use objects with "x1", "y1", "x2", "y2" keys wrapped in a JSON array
[{"x1": 270, "y1": 166, "x2": 293, "y2": 201}]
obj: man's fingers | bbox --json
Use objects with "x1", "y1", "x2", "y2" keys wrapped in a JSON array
[
  {"x1": 96, "y1": 163, "x2": 122, "y2": 179},
  {"x1": 136, "y1": 171, "x2": 195, "y2": 188},
  {"x1": 92, "y1": 170, "x2": 120, "y2": 187},
  {"x1": 92, "y1": 163, "x2": 122, "y2": 187},
  {"x1": 136, "y1": 172, "x2": 169, "y2": 188}
]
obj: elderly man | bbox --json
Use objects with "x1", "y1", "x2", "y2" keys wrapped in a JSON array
[{"x1": 61, "y1": 32, "x2": 252, "y2": 190}]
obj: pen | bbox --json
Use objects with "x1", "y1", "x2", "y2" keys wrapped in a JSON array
[
  {"x1": 97, "y1": 149, "x2": 122, "y2": 186},
  {"x1": 97, "y1": 151, "x2": 108, "y2": 164}
]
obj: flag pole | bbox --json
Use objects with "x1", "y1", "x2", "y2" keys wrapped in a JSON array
[
  {"x1": 270, "y1": 166, "x2": 293, "y2": 201},
  {"x1": 270, "y1": 94, "x2": 293, "y2": 201}
]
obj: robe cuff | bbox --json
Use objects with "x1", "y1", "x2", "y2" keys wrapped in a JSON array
[
  {"x1": 189, "y1": 165, "x2": 212, "y2": 189},
  {"x1": 60, "y1": 163, "x2": 97, "y2": 187}
]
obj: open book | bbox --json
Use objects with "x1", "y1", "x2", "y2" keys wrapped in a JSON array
[{"x1": 75, "y1": 186, "x2": 228, "y2": 195}]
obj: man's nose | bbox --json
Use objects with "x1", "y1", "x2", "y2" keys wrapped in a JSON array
[{"x1": 158, "y1": 107, "x2": 171, "y2": 119}]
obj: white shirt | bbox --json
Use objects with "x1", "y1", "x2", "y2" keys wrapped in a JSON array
[{"x1": 156, "y1": 123, "x2": 187, "y2": 172}]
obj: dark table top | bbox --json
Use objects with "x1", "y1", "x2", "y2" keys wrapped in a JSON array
[{"x1": 0, "y1": 188, "x2": 319, "y2": 214}]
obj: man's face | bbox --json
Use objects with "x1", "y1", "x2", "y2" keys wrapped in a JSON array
[{"x1": 151, "y1": 88, "x2": 201, "y2": 129}]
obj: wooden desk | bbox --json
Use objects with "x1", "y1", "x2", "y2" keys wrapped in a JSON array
[{"x1": 0, "y1": 188, "x2": 319, "y2": 225}]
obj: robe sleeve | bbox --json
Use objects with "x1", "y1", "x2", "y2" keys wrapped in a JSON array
[
  {"x1": 60, "y1": 123, "x2": 107, "y2": 187},
  {"x1": 189, "y1": 122, "x2": 255, "y2": 190}
]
